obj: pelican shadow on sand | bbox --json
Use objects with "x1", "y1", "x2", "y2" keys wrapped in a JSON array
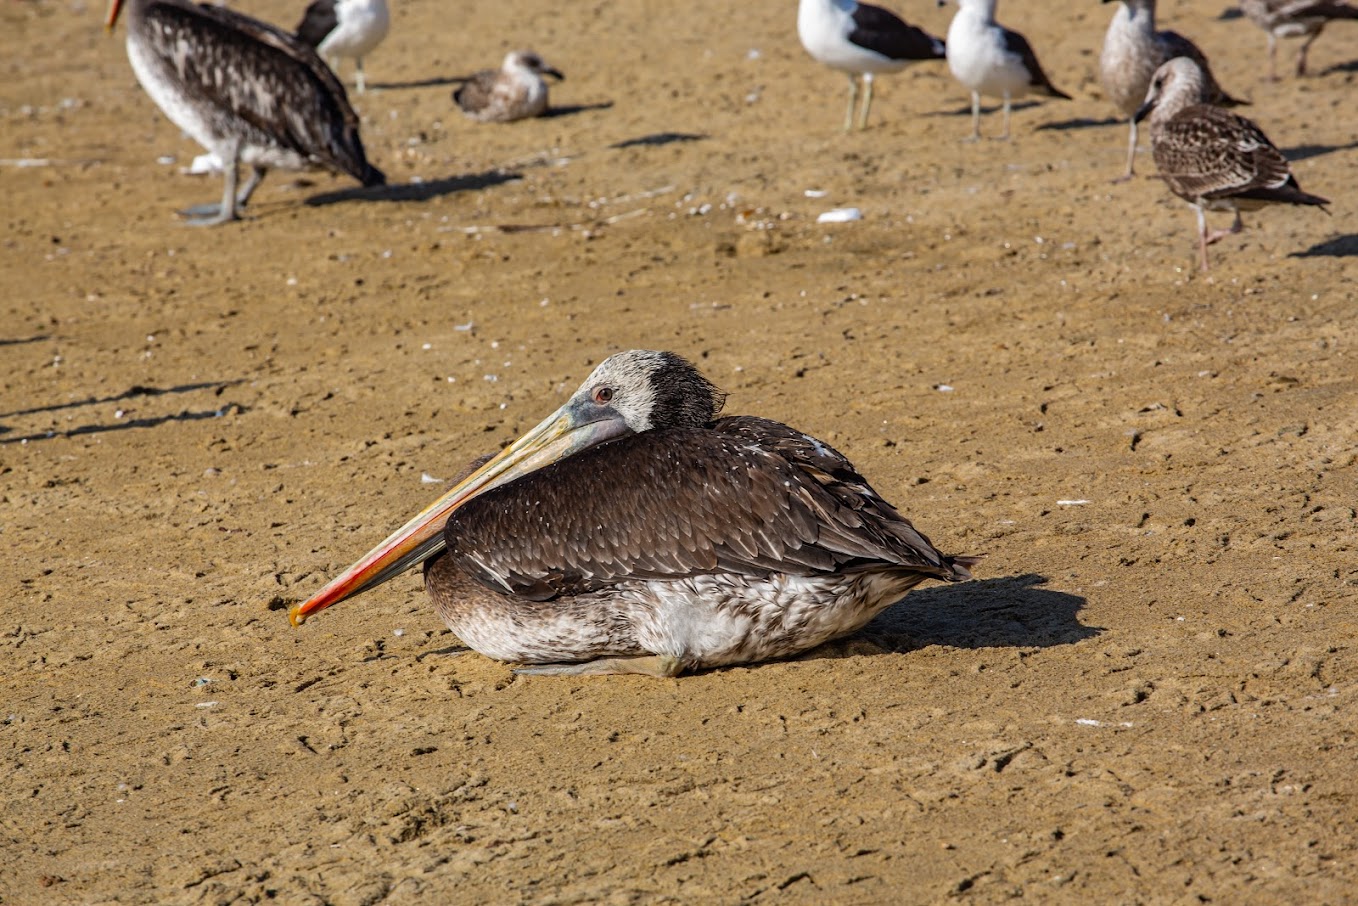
[
  {"x1": 814, "y1": 573, "x2": 1097, "y2": 659},
  {"x1": 304, "y1": 169, "x2": 523, "y2": 207}
]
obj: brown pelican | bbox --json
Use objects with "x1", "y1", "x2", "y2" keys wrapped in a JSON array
[
  {"x1": 1135, "y1": 57, "x2": 1329, "y2": 271},
  {"x1": 295, "y1": 0, "x2": 390, "y2": 94},
  {"x1": 106, "y1": 0, "x2": 385, "y2": 225},
  {"x1": 797, "y1": 0, "x2": 947, "y2": 132},
  {"x1": 291, "y1": 350, "x2": 976, "y2": 677},
  {"x1": 454, "y1": 51, "x2": 563, "y2": 123}
]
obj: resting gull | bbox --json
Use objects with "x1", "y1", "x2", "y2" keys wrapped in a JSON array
[{"x1": 454, "y1": 50, "x2": 563, "y2": 123}]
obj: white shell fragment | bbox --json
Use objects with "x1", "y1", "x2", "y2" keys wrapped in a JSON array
[
  {"x1": 817, "y1": 207, "x2": 862, "y2": 223},
  {"x1": 188, "y1": 152, "x2": 224, "y2": 174}
]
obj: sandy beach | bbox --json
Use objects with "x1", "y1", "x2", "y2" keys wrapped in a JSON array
[{"x1": 3, "y1": 0, "x2": 1356, "y2": 901}]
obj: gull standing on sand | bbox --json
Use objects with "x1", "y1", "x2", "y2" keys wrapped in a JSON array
[
  {"x1": 1239, "y1": 0, "x2": 1358, "y2": 79},
  {"x1": 454, "y1": 50, "x2": 563, "y2": 123},
  {"x1": 942, "y1": 0, "x2": 1070, "y2": 140},
  {"x1": 797, "y1": 0, "x2": 947, "y2": 131},
  {"x1": 295, "y1": 0, "x2": 391, "y2": 94},
  {"x1": 1100, "y1": 0, "x2": 1246, "y2": 181},
  {"x1": 1135, "y1": 57, "x2": 1329, "y2": 271},
  {"x1": 105, "y1": 0, "x2": 384, "y2": 225}
]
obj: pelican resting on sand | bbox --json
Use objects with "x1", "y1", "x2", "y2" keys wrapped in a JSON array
[{"x1": 291, "y1": 350, "x2": 976, "y2": 677}]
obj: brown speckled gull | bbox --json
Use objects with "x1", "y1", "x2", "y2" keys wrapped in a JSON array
[
  {"x1": 1099, "y1": 0, "x2": 1246, "y2": 181},
  {"x1": 1135, "y1": 57, "x2": 1329, "y2": 271}
]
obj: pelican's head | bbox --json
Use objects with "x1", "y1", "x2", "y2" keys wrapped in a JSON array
[
  {"x1": 289, "y1": 350, "x2": 724, "y2": 625},
  {"x1": 567, "y1": 349, "x2": 724, "y2": 434}
]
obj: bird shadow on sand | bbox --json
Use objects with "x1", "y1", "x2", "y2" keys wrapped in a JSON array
[
  {"x1": 0, "y1": 380, "x2": 246, "y2": 445},
  {"x1": 365, "y1": 75, "x2": 473, "y2": 91},
  {"x1": 0, "y1": 334, "x2": 50, "y2": 347},
  {"x1": 1320, "y1": 59, "x2": 1358, "y2": 75},
  {"x1": 608, "y1": 132, "x2": 708, "y2": 150},
  {"x1": 1216, "y1": 6, "x2": 1244, "y2": 20},
  {"x1": 1283, "y1": 140, "x2": 1358, "y2": 162},
  {"x1": 541, "y1": 102, "x2": 615, "y2": 119},
  {"x1": 923, "y1": 100, "x2": 1042, "y2": 120},
  {"x1": 1289, "y1": 234, "x2": 1358, "y2": 258},
  {"x1": 808, "y1": 574, "x2": 1098, "y2": 662},
  {"x1": 305, "y1": 169, "x2": 523, "y2": 207},
  {"x1": 1035, "y1": 116, "x2": 1122, "y2": 132}
]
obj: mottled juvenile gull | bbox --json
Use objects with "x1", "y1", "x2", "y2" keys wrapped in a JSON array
[
  {"x1": 454, "y1": 50, "x2": 563, "y2": 123},
  {"x1": 1239, "y1": 0, "x2": 1358, "y2": 79},
  {"x1": 295, "y1": 0, "x2": 390, "y2": 94},
  {"x1": 797, "y1": 0, "x2": 946, "y2": 131},
  {"x1": 943, "y1": 0, "x2": 1070, "y2": 140},
  {"x1": 1100, "y1": 0, "x2": 1246, "y2": 181},
  {"x1": 1135, "y1": 57, "x2": 1329, "y2": 270},
  {"x1": 106, "y1": 0, "x2": 384, "y2": 225}
]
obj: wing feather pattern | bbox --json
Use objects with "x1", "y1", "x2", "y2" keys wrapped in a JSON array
[
  {"x1": 444, "y1": 417, "x2": 967, "y2": 601},
  {"x1": 1000, "y1": 29, "x2": 1070, "y2": 98},
  {"x1": 1154, "y1": 105, "x2": 1327, "y2": 206},
  {"x1": 453, "y1": 69, "x2": 502, "y2": 117},
  {"x1": 848, "y1": 4, "x2": 945, "y2": 61},
  {"x1": 141, "y1": 0, "x2": 383, "y2": 184}
]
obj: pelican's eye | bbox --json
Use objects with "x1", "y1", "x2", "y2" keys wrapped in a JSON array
[{"x1": 593, "y1": 386, "x2": 614, "y2": 404}]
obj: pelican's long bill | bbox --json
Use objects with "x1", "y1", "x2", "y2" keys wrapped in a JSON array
[
  {"x1": 105, "y1": 0, "x2": 125, "y2": 29},
  {"x1": 289, "y1": 397, "x2": 628, "y2": 626}
]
